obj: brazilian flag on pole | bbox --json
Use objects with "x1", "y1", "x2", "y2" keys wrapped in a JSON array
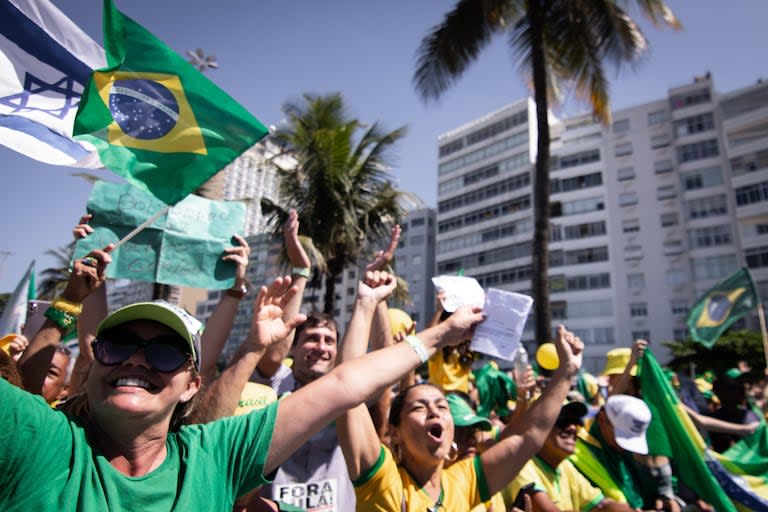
[
  {"x1": 686, "y1": 267, "x2": 760, "y2": 348},
  {"x1": 74, "y1": 0, "x2": 268, "y2": 205}
]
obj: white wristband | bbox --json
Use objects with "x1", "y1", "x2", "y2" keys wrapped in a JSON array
[{"x1": 405, "y1": 335, "x2": 429, "y2": 364}]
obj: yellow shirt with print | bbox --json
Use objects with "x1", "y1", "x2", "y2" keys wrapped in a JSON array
[
  {"x1": 502, "y1": 455, "x2": 604, "y2": 511},
  {"x1": 353, "y1": 445, "x2": 491, "y2": 511}
]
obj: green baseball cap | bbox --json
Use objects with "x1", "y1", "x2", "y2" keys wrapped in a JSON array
[
  {"x1": 97, "y1": 300, "x2": 203, "y2": 371},
  {"x1": 446, "y1": 393, "x2": 492, "y2": 431}
]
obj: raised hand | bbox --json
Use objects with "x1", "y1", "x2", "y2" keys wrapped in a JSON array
[
  {"x1": 365, "y1": 224, "x2": 401, "y2": 272},
  {"x1": 249, "y1": 276, "x2": 307, "y2": 350},
  {"x1": 554, "y1": 325, "x2": 583, "y2": 377},
  {"x1": 62, "y1": 246, "x2": 113, "y2": 302},
  {"x1": 222, "y1": 234, "x2": 251, "y2": 291},
  {"x1": 438, "y1": 304, "x2": 485, "y2": 348},
  {"x1": 72, "y1": 214, "x2": 93, "y2": 240},
  {"x1": 283, "y1": 209, "x2": 311, "y2": 269},
  {"x1": 358, "y1": 270, "x2": 397, "y2": 306},
  {"x1": 7, "y1": 334, "x2": 29, "y2": 362}
]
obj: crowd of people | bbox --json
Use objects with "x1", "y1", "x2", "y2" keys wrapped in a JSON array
[{"x1": 0, "y1": 214, "x2": 765, "y2": 512}]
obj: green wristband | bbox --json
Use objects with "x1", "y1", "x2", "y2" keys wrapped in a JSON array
[
  {"x1": 44, "y1": 306, "x2": 77, "y2": 332},
  {"x1": 291, "y1": 266, "x2": 311, "y2": 278}
]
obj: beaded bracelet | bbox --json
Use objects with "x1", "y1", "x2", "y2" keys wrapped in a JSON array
[
  {"x1": 44, "y1": 306, "x2": 77, "y2": 331},
  {"x1": 291, "y1": 266, "x2": 311, "y2": 279},
  {"x1": 51, "y1": 297, "x2": 83, "y2": 316},
  {"x1": 405, "y1": 335, "x2": 429, "y2": 364}
]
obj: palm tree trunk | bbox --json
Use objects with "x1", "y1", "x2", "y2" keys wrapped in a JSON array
[
  {"x1": 323, "y1": 273, "x2": 337, "y2": 316},
  {"x1": 529, "y1": 0, "x2": 552, "y2": 345}
]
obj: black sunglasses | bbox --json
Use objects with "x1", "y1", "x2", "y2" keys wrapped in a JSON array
[{"x1": 92, "y1": 330, "x2": 191, "y2": 373}]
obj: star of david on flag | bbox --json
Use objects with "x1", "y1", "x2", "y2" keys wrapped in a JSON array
[{"x1": 0, "y1": 0, "x2": 106, "y2": 167}]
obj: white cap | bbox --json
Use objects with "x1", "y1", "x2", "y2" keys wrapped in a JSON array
[{"x1": 605, "y1": 394, "x2": 651, "y2": 455}]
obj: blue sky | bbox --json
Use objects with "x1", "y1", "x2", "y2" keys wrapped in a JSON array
[{"x1": 1, "y1": 0, "x2": 766, "y2": 293}]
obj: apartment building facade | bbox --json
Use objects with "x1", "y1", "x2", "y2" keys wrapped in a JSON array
[{"x1": 436, "y1": 74, "x2": 768, "y2": 373}]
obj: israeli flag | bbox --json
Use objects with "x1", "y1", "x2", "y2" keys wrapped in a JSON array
[{"x1": 0, "y1": 0, "x2": 105, "y2": 167}]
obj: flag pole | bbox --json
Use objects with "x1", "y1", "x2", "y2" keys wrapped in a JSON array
[
  {"x1": 757, "y1": 303, "x2": 768, "y2": 370},
  {"x1": 112, "y1": 206, "x2": 171, "y2": 250}
]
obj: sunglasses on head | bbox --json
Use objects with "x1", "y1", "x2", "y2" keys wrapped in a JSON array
[{"x1": 92, "y1": 330, "x2": 192, "y2": 373}]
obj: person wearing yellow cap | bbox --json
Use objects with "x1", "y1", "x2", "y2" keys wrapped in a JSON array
[{"x1": 601, "y1": 340, "x2": 646, "y2": 397}]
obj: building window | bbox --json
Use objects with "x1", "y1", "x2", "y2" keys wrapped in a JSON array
[
  {"x1": 632, "y1": 330, "x2": 651, "y2": 342},
  {"x1": 630, "y1": 302, "x2": 648, "y2": 317},
  {"x1": 551, "y1": 301, "x2": 567, "y2": 320},
  {"x1": 559, "y1": 196, "x2": 605, "y2": 216},
  {"x1": 615, "y1": 142, "x2": 633, "y2": 157},
  {"x1": 551, "y1": 172, "x2": 603, "y2": 194},
  {"x1": 648, "y1": 109, "x2": 669, "y2": 125},
  {"x1": 692, "y1": 254, "x2": 738, "y2": 280},
  {"x1": 628, "y1": 273, "x2": 645, "y2": 289},
  {"x1": 661, "y1": 212, "x2": 679, "y2": 227},
  {"x1": 674, "y1": 112, "x2": 715, "y2": 137},
  {"x1": 657, "y1": 185, "x2": 678, "y2": 200},
  {"x1": 688, "y1": 225, "x2": 733, "y2": 249},
  {"x1": 663, "y1": 240, "x2": 684, "y2": 256},
  {"x1": 735, "y1": 181, "x2": 768, "y2": 207},
  {"x1": 410, "y1": 235, "x2": 425, "y2": 245},
  {"x1": 624, "y1": 245, "x2": 643, "y2": 261},
  {"x1": 746, "y1": 246, "x2": 768, "y2": 269},
  {"x1": 677, "y1": 139, "x2": 719, "y2": 163},
  {"x1": 684, "y1": 194, "x2": 728, "y2": 220},
  {"x1": 557, "y1": 148, "x2": 601, "y2": 169},
  {"x1": 654, "y1": 159, "x2": 674, "y2": 174},
  {"x1": 681, "y1": 166, "x2": 723, "y2": 191},
  {"x1": 411, "y1": 254, "x2": 423, "y2": 265},
  {"x1": 411, "y1": 217, "x2": 425, "y2": 227},
  {"x1": 623, "y1": 218, "x2": 640, "y2": 233},
  {"x1": 565, "y1": 246, "x2": 609, "y2": 265},
  {"x1": 613, "y1": 119, "x2": 630, "y2": 133},
  {"x1": 619, "y1": 192, "x2": 638, "y2": 207},
  {"x1": 670, "y1": 88, "x2": 711, "y2": 110},
  {"x1": 666, "y1": 269, "x2": 688, "y2": 288},
  {"x1": 617, "y1": 167, "x2": 635, "y2": 181},
  {"x1": 674, "y1": 328, "x2": 689, "y2": 341},
  {"x1": 651, "y1": 133, "x2": 671, "y2": 149},
  {"x1": 564, "y1": 221, "x2": 606, "y2": 240},
  {"x1": 568, "y1": 299, "x2": 613, "y2": 317},
  {"x1": 670, "y1": 299, "x2": 689, "y2": 315}
]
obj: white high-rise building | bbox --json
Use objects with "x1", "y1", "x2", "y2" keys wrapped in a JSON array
[
  {"x1": 221, "y1": 138, "x2": 286, "y2": 236},
  {"x1": 436, "y1": 74, "x2": 768, "y2": 373}
]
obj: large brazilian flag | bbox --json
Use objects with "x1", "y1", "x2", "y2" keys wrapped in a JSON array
[
  {"x1": 686, "y1": 267, "x2": 760, "y2": 348},
  {"x1": 74, "y1": 0, "x2": 268, "y2": 205}
]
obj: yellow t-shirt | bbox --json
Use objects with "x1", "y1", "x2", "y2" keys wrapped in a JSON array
[
  {"x1": 428, "y1": 348, "x2": 470, "y2": 393},
  {"x1": 470, "y1": 491, "x2": 506, "y2": 511},
  {"x1": 353, "y1": 445, "x2": 490, "y2": 511},
  {"x1": 502, "y1": 456, "x2": 604, "y2": 511}
]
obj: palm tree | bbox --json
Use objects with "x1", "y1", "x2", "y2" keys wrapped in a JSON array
[
  {"x1": 37, "y1": 244, "x2": 75, "y2": 300},
  {"x1": 414, "y1": 0, "x2": 680, "y2": 344},
  {"x1": 262, "y1": 93, "x2": 407, "y2": 315}
]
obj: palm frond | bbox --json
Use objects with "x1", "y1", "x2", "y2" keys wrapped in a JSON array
[{"x1": 413, "y1": 0, "x2": 516, "y2": 101}]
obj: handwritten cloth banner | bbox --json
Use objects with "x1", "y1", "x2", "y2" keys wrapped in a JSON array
[{"x1": 74, "y1": 181, "x2": 246, "y2": 290}]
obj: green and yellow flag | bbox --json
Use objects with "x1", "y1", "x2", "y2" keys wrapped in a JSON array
[
  {"x1": 74, "y1": 0, "x2": 268, "y2": 205},
  {"x1": 686, "y1": 267, "x2": 760, "y2": 348}
]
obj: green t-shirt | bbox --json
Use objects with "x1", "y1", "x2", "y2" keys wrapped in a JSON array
[{"x1": 0, "y1": 378, "x2": 278, "y2": 511}]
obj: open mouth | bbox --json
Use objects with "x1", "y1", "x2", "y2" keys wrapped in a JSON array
[
  {"x1": 111, "y1": 377, "x2": 156, "y2": 391},
  {"x1": 428, "y1": 424, "x2": 444, "y2": 442}
]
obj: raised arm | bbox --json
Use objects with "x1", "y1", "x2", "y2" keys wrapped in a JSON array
[
  {"x1": 190, "y1": 277, "x2": 306, "y2": 423},
  {"x1": 609, "y1": 339, "x2": 646, "y2": 397},
  {"x1": 199, "y1": 234, "x2": 251, "y2": 383},
  {"x1": 70, "y1": 214, "x2": 108, "y2": 395},
  {"x1": 257, "y1": 209, "x2": 311, "y2": 378},
  {"x1": 266, "y1": 302, "x2": 485, "y2": 475},
  {"x1": 335, "y1": 271, "x2": 397, "y2": 479},
  {"x1": 480, "y1": 326, "x2": 583, "y2": 495},
  {"x1": 17, "y1": 246, "x2": 112, "y2": 395}
]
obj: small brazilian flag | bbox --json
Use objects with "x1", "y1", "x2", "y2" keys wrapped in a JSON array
[
  {"x1": 74, "y1": 0, "x2": 268, "y2": 205},
  {"x1": 686, "y1": 267, "x2": 760, "y2": 347}
]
